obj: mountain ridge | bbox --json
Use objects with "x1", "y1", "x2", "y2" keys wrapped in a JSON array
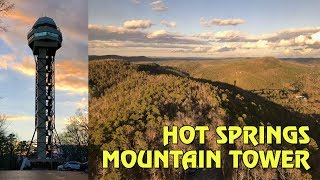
[{"x1": 89, "y1": 58, "x2": 319, "y2": 179}]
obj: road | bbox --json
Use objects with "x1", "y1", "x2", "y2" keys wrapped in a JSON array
[{"x1": 0, "y1": 170, "x2": 88, "y2": 180}]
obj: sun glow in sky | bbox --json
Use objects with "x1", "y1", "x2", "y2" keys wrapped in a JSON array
[
  {"x1": 0, "y1": 0, "x2": 88, "y2": 140},
  {"x1": 89, "y1": 0, "x2": 320, "y2": 58}
]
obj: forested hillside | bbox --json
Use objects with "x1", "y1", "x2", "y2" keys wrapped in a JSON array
[
  {"x1": 156, "y1": 57, "x2": 320, "y2": 115},
  {"x1": 89, "y1": 59, "x2": 319, "y2": 179}
]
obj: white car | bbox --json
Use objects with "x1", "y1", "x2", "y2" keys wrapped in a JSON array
[{"x1": 57, "y1": 161, "x2": 81, "y2": 171}]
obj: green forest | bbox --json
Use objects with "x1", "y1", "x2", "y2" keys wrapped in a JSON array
[{"x1": 89, "y1": 59, "x2": 320, "y2": 179}]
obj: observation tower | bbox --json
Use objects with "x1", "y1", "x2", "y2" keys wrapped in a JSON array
[{"x1": 27, "y1": 16, "x2": 62, "y2": 160}]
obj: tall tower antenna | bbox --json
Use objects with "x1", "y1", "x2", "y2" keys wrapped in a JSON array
[{"x1": 27, "y1": 17, "x2": 63, "y2": 161}]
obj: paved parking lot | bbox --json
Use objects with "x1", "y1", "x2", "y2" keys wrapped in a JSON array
[{"x1": 0, "y1": 170, "x2": 87, "y2": 180}]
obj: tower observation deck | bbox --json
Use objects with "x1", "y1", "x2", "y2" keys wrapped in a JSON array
[{"x1": 27, "y1": 17, "x2": 62, "y2": 160}]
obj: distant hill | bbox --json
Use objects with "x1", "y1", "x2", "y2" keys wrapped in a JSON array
[
  {"x1": 89, "y1": 58, "x2": 320, "y2": 179},
  {"x1": 280, "y1": 58, "x2": 320, "y2": 64},
  {"x1": 89, "y1": 55, "x2": 320, "y2": 63},
  {"x1": 89, "y1": 55, "x2": 220, "y2": 61},
  {"x1": 88, "y1": 55, "x2": 161, "y2": 62},
  {"x1": 155, "y1": 57, "x2": 318, "y2": 90}
]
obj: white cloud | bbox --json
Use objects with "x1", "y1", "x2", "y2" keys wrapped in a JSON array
[
  {"x1": 194, "y1": 30, "x2": 245, "y2": 42},
  {"x1": 251, "y1": 27, "x2": 320, "y2": 42},
  {"x1": 89, "y1": 40, "x2": 127, "y2": 48},
  {"x1": 147, "y1": 30, "x2": 173, "y2": 39},
  {"x1": 272, "y1": 30, "x2": 320, "y2": 48},
  {"x1": 89, "y1": 24, "x2": 205, "y2": 45},
  {"x1": 311, "y1": 31, "x2": 320, "y2": 42},
  {"x1": 214, "y1": 31, "x2": 244, "y2": 41},
  {"x1": 211, "y1": 45, "x2": 237, "y2": 52},
  {"x1": 150, "y1": 1, "x2": 168, "y2": 11},
  {"x1": 200, "y1": 18, "x2": 245, "y2": 27},
  {"x1": 161, "y1": 20, "x2": 176, "y2": 28},
  {"x1": 278, "y1": 39, "x2": 292, "y2": 47},
  {"x1": 295, "y1": 35, "x2": 308, "y2": 44},
  {"x1": 242, "y1": 40, "x2": 270, "y2": 49},
  {"x1": 123, "y1": 19, "x2": 153, "y2": 29}
]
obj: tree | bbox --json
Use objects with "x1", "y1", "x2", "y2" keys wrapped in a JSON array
[
  {"x1": 0, "y1": 0, "x2": 14, "y2": 31},
  {"x1": 61, "y1": 108, "x2": 88, "y2": 146},
  {"x1": 0, "y1": 114, "x2": 7, "y2": 156},
  {"x1": 7, "y1": 133, "x2": 17, "y2": 167},
  {"x1": 0, "y1": 97, "x2": 18, "y2": 169},
  {"x1": 60, "y1": 108, "x2": 88, "y2": 162},
  {"x1": 16, "y1": 141, "x2": 29, "y2": 156},
  {"x1": 0, "y1": 97, "x2": 7, "y2": 156},
  {"x1": 0, "y1": 114, "x2": 6, "y2": 133},
  {"x1": 0, "y1": 132, "x2": 19, "y2": 169}
]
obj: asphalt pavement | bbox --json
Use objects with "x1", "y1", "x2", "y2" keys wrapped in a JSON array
[{"x1": 0, "y1": 170, "x2": 88, "y2": 180}]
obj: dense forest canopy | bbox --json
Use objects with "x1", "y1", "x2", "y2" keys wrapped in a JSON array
[{"x1": 89, "y1": 59, "x2": 319, "y2": 179}]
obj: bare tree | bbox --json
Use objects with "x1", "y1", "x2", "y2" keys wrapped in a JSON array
[
  {"x1": 0, "y1": 0, "x2": 14, "y2": 31},
  {"x1": 0, "y1": 97, "x2": 8, "y2": 157},
  {"x1": 0, "y1": 114, "x2": 6, "y2": 130},
  {"x1": 59, "y1": 108, "x2": 88, "y2": 162},
  {"x1": 0, "y1": 97, "x2": 6, "y2": 133},
  {"x1": 61, "y1": 108, "x2": 88, "y2": 146}
]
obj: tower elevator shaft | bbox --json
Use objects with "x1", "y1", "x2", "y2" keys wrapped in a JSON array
[{"x1": 35, "y1": 48, "x2": 55, "y2": 159}]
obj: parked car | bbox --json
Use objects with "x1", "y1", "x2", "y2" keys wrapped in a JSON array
[
  {"x1": 57, "y1": 161, "x2": 81, "y2": 171},
  {"x1": 80, "y1": 162, "x2": 88, "y2": 172}
]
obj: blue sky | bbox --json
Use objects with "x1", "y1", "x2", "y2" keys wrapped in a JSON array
[
  {"x1": 0, "y1": 0, "x2": 88, "y2": 140},
  {"x1": 89, "y1": 0, "x2": 320, "y2": 57}
]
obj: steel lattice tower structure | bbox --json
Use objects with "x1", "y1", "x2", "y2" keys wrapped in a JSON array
[{"x1": 27, "y1": 17, "x2": 62, "y2": 160}]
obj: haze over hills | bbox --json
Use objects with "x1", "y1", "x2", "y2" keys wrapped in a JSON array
[{"x1": 89, "y1": 58, "x2": 320, "y2": 179}]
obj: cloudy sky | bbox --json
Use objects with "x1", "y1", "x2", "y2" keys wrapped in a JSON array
[
  {"x1": 0, "y1": 0, "x2": 88, "y2": 140},
  {"x1": 89, "y1": 0, "x2": 320, "y2": 58}
]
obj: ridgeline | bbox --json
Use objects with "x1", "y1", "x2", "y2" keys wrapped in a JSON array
[{"x1": 89, "y1": 59, "x2": 319, "y2": 179}]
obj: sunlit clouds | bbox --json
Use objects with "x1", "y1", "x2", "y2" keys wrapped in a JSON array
[
  {"x1": 9, "y1": 57, "x2": 88, "y2": 94},
  {"x1": 147, "y1": 29, "x2": 175, "y2": 39},
  {"x1": 11, "y1": 56, "x2": 34, "y2": 76},
  {"x1": 6, "y1": 115, "x2": 33, "y2": 121},
  {"x1": 0, "y1": 0, "x2": 88, "y2": 140},
  {"x1": 89, "y1": 1, "x2": 320, "y2": 58},
  {"x1": 3, "y1": 10, "x2": 36, "y2": 25},
  {"x1": 0, "y1": 54, "x2": 15, "y2": 69},
  {"x1": 123, "y1": 20, "x2": 153, "y2": 29},
  {"x1": 55, "y1": 60, "x2": 88, "y2": 94},
  {"x1": 1, "y1": 0, "x2": 88, "y2": 95},
  {"x1": 89, "y1": 23, "x2": 320, "y2": 57}
]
